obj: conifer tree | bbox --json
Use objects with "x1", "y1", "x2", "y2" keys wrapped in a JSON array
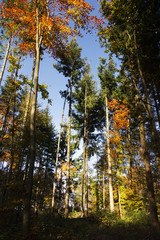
[
  {"x1": 53, "y1": 38, "x2": 85, "y2": 217},
  {"x1": 99, "y1": 1, "x2": 160, "y2": 233},
  {"x1": 98, "y1": 56, "x2": 117, "y2": 212},
  {"x1": 73, "y1": 63, "x2": 99, "y2": 216}
]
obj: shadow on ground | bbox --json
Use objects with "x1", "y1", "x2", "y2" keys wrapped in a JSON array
[{"x1": 0, "y1": 212, "x2": 157, "y2": 240}]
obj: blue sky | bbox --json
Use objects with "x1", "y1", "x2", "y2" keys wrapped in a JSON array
[
  {"x1": 36, "y1": 0, "x2": 108, "y2": 130},
  {"x1": 0, "y1": 0, "x2": 110, "y2": 168},
  {"x1": 0, "y1": 0, "x2": 109, "y2": 130}
]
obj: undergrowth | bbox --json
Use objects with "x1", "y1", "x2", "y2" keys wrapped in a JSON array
[{"x1": 0, "y1": 209, "x2": 158, "y2": 240}]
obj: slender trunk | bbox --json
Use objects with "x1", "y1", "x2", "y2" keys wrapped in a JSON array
[
  {"x1": 42, "y1": 157, "x2": 48, "y2": 210},
  {"x1": 118, "y1": 186, "x2": 122, "y2": 218},
  {"x1": 17, "y1": 57, "x2": 35, "y2": 175},
  {"x1": 152, "y1": 85, "x2": 160, "y2": 128},
  {"x1": 1, "y1": 103, "x2": 14, "y2": 208},
  {"x1": 0, "y1": 95, "x2": 12, "y2": 144},
  {"x1": 23, "y1": 156, "x2": 29, "y2": 182},
  {"x1": 138, "y1": 114, "x2": 160, "y2": 236},
  {"x1": 34, "y1": 158, "x2": 42, "y2": 214},
  {"x1": 59, "y1": 166, "x2": 63, "y2": 210},
  {"x1": 106, "y1": 95, "x2": 114, "y2": 212},
  {"x1": 154, "y1": 83, "x2": 160, "y2": 109},
  {"x1": 21, "y1": 56, "x2": 36, "y2": 139},
  {"x1": 82, "y1": 135, "x2": 86, "y2": 217},
  {"x1": 0, "y1": 55, "x2": 21, "y2": 144},
  {"x1": 64, "y1": 78, "x2": 72, "y2": 218},
  {"x1": 82, "y1": 91, "x2": 87, "y2": 217},
  {"x1": 132, "y1": 76, "x2": 160, "y2": 174},
  {"x1": 85, "y1": 85, "x2": 89, "y2": 216},
  {"x1": 0, "y1": 36, "x2": 11, "y2": 85},
  {"x1": 52, "y1": 88, "x2": 68, "y2": 209},
  {"x1": 85, "y1": 144, "x2": 88, "y2": 216},
  {"x1": 9, "y1": 90, "x2": 16, "y2": 180},
  {"x1": 134, "y1": 31, "x2": 160, "y2": 162},
  {"x1": 96, "y1": 167, "x2": 99, "y2": 211},
  {"x1": 23, "y1": 5, "x2": 41, "y2": 236},
  {"x1": 1, "y1": 57, "x2": 20, "y2": 207},
  {"x1": 102, "y1": 170, "x2": 106, "y2": 209},
  {"x1": 134, "y1": 31, "x2": 152, "y2": 119},
  {"x1": 127, "y1": 122, "x2": 133, "y2": 188}
]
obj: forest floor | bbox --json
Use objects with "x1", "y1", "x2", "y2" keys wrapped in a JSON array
[{"x1": 0, "y1": 210, "x2": 158, "y2": 240}]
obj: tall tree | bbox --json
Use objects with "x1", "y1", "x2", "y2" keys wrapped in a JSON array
[
  {"x1": 99, "y1": 0, "x2": 160, "y2": 233},
  {"x1": 51, "y1": 88, "x2": 68, "y2": 210},
  {"x1": 98, "y1": 0, "x2": 160, "y2": 165},
  {"x1": 1, "y1": 0, "x2": 102, "y2": 233},
  {"x1": 53, "y1": 38, "x2": 85, "y2": 217},
  {"x1": 73, "y1": 63, "x2": 99, "y2": 216},
  {"x1": 98, "y1": 56, "x2": 117, "y2": 212}
]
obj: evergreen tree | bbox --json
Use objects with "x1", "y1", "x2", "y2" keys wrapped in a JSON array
[
  {"x1": 53, "y1": 38, "x2": 85, "y2": 217},
  {"x1": 99, "y1": 0, "x2": 160, "y2": 234},
  {"x1": 98, "y1": 55, "x2": 117, "y2": 212},
  {"x1": 73, "y1": 63, "x2": 99, "y2": 216}
]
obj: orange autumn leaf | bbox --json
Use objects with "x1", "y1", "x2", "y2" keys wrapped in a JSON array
[{"x1": 1, "y1": 0, "x2": 103, "y2": 56}]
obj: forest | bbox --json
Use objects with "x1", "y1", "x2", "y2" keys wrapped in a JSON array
[{"x1": 0, "y1": 0, "x2": 160, "y2": 239}]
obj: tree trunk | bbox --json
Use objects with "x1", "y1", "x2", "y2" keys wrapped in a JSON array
[
  {"x1": 134, "y1": 31, "x2": 160, "y2": 163},
  {"x1": 0, "y1": 95, "x2": 12, "y2": 145},
  {"x1": 64, "y1": 78, "x2": 72, "y2": 218},
  {"x1": 1, "y1": 56, "x2": 20, "y2": 208},
  {"x1": 52, "y1": 88, "x2": 68, "y2": 209},
  {"x1": 96, "y1": 167, "x2": 99, "y2": 212},
  {"x1": 132, "y1": 76, "x2": 160, "y2": 175},
  {"x1": 0, "y1": 36, "x2": 11, "y2": 85},
  {"x1": 82, "y1": 88, "x2": 87, "y2": 217},
  {"x1": 106, "y1": 94, "x2": 114, "y2": 212},
  {"x1": 1, "y1": 90, "x2": 16, "y2": 209},
  {"x1": 21, "y1": 56, "x2": 36, "y2": 139},
  {"x1": 138, "y1": 114, "x2": 160, "y2": 236},
  {"x1": 85, "y1": 143, "x2": 89, "y2": 216},
  {"x1": 23, "y1": 155, "x2": 29, "y2": 182},
  {"x1": 42, "y1": 157, "x2": 48, "y2": 210},
  {"x1": 85, "y1": 85, "x2": 89, "y2": 216},
  {"x1": 34, "y1": 157, "x2": 42, "y2": 214},
  {"x1": 0, "y1": 55, "x2": 21, "y2": 144},
  {"x1": 102, "y1": 170, "x2": 106, "y2": 209},
  {"x1": 23, "y1": 5, "x2": 41, "y2": 236},
  {"x1": 59, "y1": 166, "x2": 63, "y2": 211},
  {"x1": 9, "y1": 88, "x2": 16, "y2": 180},
  {"x1": 82, "y1": 134, "x2": 86, "y2": 217},
  {"x1": 151, "y1": 85, "x2": 160, "y2": 128},
  {"x1": 118, "y1": 186, "x2": 122, "y2": 218},
  {"x1": 127, "y1": 121, "x2": 133, "y2": 188}
]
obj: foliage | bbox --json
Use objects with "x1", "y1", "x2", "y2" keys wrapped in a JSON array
[
  {"x1": 0, "y1": 210, "x2": 153, "y2": 240},
  {"x1": 0, "y1": 0, "x2": 160, "y2": 238}
]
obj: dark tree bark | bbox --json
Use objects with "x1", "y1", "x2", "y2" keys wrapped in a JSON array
[{"x1": 138, "y1": 113, "x2": 160, "y2": 237}]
